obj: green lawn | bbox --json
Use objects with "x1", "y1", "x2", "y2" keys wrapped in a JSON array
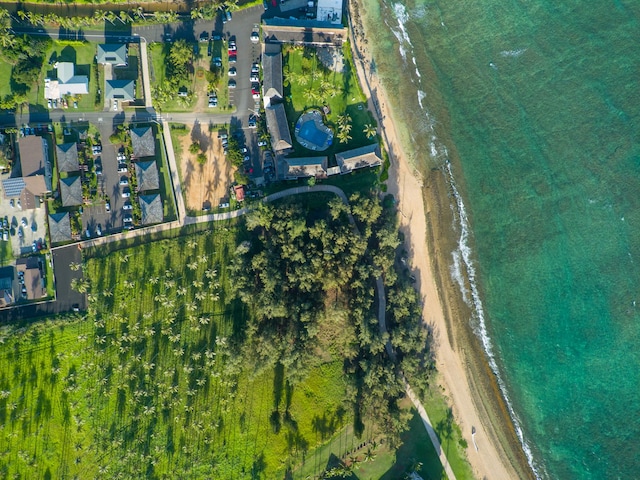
[
  {"x1": 0, "y1": 64, "x2": 12, "y2": 99},
  {"x1": 154, "y1": 125, "x2": 177, "y2": 221},
  {"x1": 0, "y1": 228, "x2": 362, "y2": 479},
  {"x1": 148, "y1": 42, "x2": 197, "y2": 112},
  {"x1": 283, "y1": 44, "x2": 376, "y2": 161}
]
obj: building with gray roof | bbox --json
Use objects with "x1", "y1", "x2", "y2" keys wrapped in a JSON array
[
  {"x1": 335, "y1": 144, "x2": 382, "y2": 174},
  {"x1": 262, "y1": 43, "x2": 283, "y2": 108},
  {"x1": 134, "y1": 160, "x2": 160, "y2": 192},
  {"x1": 130, "y1": 127, "x2": 156, "y2": 158},
  {"x1": 60, "y1": 175, "x2": 83, "y2": 207},
  {"x1": 48, "y1": 212, "x2": 72, "y2": 244},
  {"x1": 284, "y1": 156, "x2": 328, "y2": 179},
  {"x1": 139, "y1": 194, "x2": 163, "y2": 225},
  {"x1": 106, "y1": 79, "x2": 135, "y2": 101},
  {"x1": 97, "y1": 44, "x2": 128, "y2": 66},
  {"x1": 266, "y1": 104, "x2": 293, "y2": 152},
  {"x1": 56, "y1": 143, "x2": 79, "y2": 173}
]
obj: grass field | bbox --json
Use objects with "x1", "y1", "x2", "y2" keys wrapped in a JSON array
[
  {"x1": 283, "y1": 45, "x2": 376, "y2": 161},
  {"x1": 0, "y1": 228, "x2": 369, "y2": 479}
]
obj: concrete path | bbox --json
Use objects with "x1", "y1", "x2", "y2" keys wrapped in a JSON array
[
  {"x1": 139, "y1": 40, "x2": 153, "y2": 108},
  {"x1": 161, "y1": 120, "x2": 187, "y2": 223}
]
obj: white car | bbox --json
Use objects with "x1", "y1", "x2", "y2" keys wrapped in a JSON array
[
  {"x1": 118, "y1": 164, "x2": 128, "y2": 173},
  {"x1": 96, "y1": 224, "x2": 102, "y2": 236},
  {"x1": 121, "y1": 190, "x2": 131, "y2": 198},
  {"x1": 117, "y1": 153, "x2": 126, "y2": 161},
  {"x1": 250, "y1": 74, "x2": 259, "y2": 83},
  {"x1": 258, "y1": 140, "x2": 268, "y2": 147},
  {"x1": 123, "y1": 202, "x2": 133, "y2": 211},
  {"x1": 112, "y1": 99, "x2": 118, "y2": 111},
  {"x1": 251, "y1": 63, "x2": 260, "y2": 74},
  {"x1": 228, "y1": 67, "x2": 237, "y2": 77},
  {"x1": 250, "y1": 31, "x2": 259, "y2": 43}
]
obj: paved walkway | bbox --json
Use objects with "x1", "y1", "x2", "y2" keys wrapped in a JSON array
[
  {"x1": 139, "y1": 40, "x2": 153, "y2": 109},
  {"x1": 161, "y1": 120, "x2": 187, "y2": 223}
]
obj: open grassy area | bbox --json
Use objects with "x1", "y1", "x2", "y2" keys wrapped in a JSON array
[
  {"x1": 0, "y1": 65, "x2": 12, "y2": 99},
  {"x1": 148, "y1": 42, "x2": 196, "y2": 112},
  {"x1": 283, "y1": 45, "x2": 376, "y2": 161}
]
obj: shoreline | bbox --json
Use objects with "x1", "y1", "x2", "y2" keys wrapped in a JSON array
[{"x1": 346, "y1": 2, "x2": 534, "y2": 479}]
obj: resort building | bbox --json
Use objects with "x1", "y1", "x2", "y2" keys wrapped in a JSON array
[
  {"x1": 97, "y1": 44, "x2": 128, "y2": 66},
  {"x1": 265, "y1": 104, "x2": 293, "y2": 153},
  {"x1": 316, "y1": 0, "x2": 343, "y2": 24},
  {"x1": 335, "y1": 144, "x2": 382, "y2": 174},
  {"x1": 15, "y1": 257, "x2": 46, "y2": 300},
  {"x1": 262, "y1": 43, "x2": 283, "y2": 108},
  {"x1": 134, "y1": 160, "x2": 160, "y2": 192},
  {"x1": 284, "y1": 157, "x2": 328, "y2": 179},
  {"x1": 59, "y1": 175, "x2": 83, "y2": 207},
  {"x1": 106, "y1": 80, "x2": 135, "y2": 102},
  {"x1": 262, "y1": 19, "x2": 345, "y2": 46},
  {"x1": 55, "y1": 143, "x2": 79, "y2": 173},
  {"x1": 138, "y1": 194, "x2": 163, "y2": 225},
  {"x1": 44, "y1": 62, "x2": 89, "y2": 99},
  {"x1": 48, "y1": 212, "x2": 72, "y2": 244},
  {"x1": 130, "y1": 127, "x2": 156, "y2": 159}
]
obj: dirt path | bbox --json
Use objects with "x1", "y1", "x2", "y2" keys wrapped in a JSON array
[{"x1": 177, "y1": 123, "x2": 234, "y2": 212}]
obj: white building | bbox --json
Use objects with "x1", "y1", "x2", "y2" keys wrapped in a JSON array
[
  {"x1": 316, "y1": 0, "x2": 343, "y2": 24},
  {"x1": 44, "y1": 62, "x2": 89, "y2": 99}
]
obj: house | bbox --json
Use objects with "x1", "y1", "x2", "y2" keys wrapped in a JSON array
[
  {"x1": 138, "y1": 194, "x2": 163, "y2": 225},
  {"x1": 284, "y1": 156, "x2": 328, "y2": 179},
  {"x1": 55, "y1": 143, "x2": 79, "y2": 173},
  {"x1": 262, "y1": 19, "x2": 345, "y2": 46},
  {"x1": 106, "y1": 79, "x2": 135, "y2": 102},
  {"x1": 59, "y1": 175, "x2": 83, "y2": 207},
  {"x1": 265, "y1": 104, "x2": 293, "y2": 152},
  {"x1": 18, "y1": 136, "x2": 49, "y2": 178},
  {"x1": 97, "y1": 44, "x2": 128, "y2": 66},
  {"x1": 130, "y1": 127, "x2": 156, "y2": 158},
  {"x1": 134, "y1": 160, "x2": 160, "y2": 192},
  {"x1": 0, "y1": 267, "x2": 14, "y2": 307},
  {"x1": 1, "y1": 177, "x2": 48, "y2": 210},
  {"x1": 262, "y1": 43, "x2": 283, "y2": 108},
  {"x1": 48, "y1": 212, "x2": 72, "y2": 244},
  {"x1": 316, "y1": 0, "x2": 343, "y2": 24},
  {"x1": 15, "y1": 257, "x2": 46, "y2": 300},
  {"x1": 335, "y1": 144, "x2": 382, "y2": 174},
  {"x1": 234, "y1": 185, "x2": 245, "y2": 202},
  {"x1": 44, "y1": 62, "x2": 89, "y2": 99}
]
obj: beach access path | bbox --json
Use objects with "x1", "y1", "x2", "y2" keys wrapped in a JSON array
[{"x1": 346, "y1": 1, "x2": 520, "y2": 479}]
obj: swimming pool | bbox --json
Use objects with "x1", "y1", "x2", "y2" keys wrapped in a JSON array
[{"x1": 299, "y1": 121, "x2": 329, "y2": 146}]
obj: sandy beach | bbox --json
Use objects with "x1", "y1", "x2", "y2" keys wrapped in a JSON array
[{"x1": 346, "y1": 3, "x2": 533, "y2": 479}]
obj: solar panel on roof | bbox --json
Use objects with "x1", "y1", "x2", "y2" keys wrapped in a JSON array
[{"x1": 2, "y1": 178, "x2": 26, "y2": 197}]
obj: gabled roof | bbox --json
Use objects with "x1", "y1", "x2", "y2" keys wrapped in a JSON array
[
  {"x1": 265, "y1": 104, "x2": 292, "y2": 152},
  {"x1": 55, "y1": 62, "x2": 89, "y2": 95},
  {"x1": 15, "y1": 257, "x2": 45, "y2": 299},
  {"x1": 234, "y1": 185, "x2": 245, "y2": 202},
  {"x1": 60, "y1": 175, "x2": 83, "y2": 207},
  {"x1": 134, "y1": 160, "x2": 160, "y2": 192},
  {"x1": 18, "y1": 136, "x2": 46, "y2": 177},
  {"x1": 335, "y1": 143, "x2": 382, "y2": 173},
  {"x1": 97, "y1": 44, "x2": 128, "y2": 65},
  {"x1": 262, "y1": 44, "x2": 283, "y2": 106},
  {"x1": 284, "y1": 156, "x2": 328, "y2": 178},
  {"x1": 1, "y1": 177, "x2": 48, "y2": 209},
  {"x1": 48, "y1": 212, "x2": 72, "y2": 244},
  {"x1": 130, "y1": 127, "x2": 156, "y2": 158},
  {"x1": 56, "y1": 143, "x2": 79, "y2": 173},
  {"x1": 106, "y1": 79, "x2": 135, "y2": 101},
  {"x1": 139, "y1": 194, "x2": 163, "y2": 225}
]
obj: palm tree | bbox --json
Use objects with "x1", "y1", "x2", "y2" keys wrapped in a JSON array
[
  {"x1": 337, "y1": 113, "x2": 352, "y2": 126},
  {"x1": 69, "y1": 262, "x2": 82, "y2": 271},
  {"x1": 363, "y1": 124, "x2": 377, "y2": 139},
  {"x1": 337, "y1": 130, "x2": 352, "y2": 144},
  {"x1": 190, "y1": 8, "x2": 203, "y2": 20}
]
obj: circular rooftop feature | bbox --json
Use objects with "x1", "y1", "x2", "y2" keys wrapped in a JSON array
[{"x1": 294, "y1": 110, "x2": 333, "y2": 151}]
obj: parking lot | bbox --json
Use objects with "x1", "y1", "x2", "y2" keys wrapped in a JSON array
[
  {"x1": 0, "y1": 176, "x2": 47, "y2": 257},
  {"x1": 80, "y1": 124, "x2": 129, "y2": 237}
]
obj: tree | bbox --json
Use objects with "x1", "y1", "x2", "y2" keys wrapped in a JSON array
[
  {"x1": 197, "y1": 152, "x2": 207, "y2": 165},
  {"x1": 189, "y1": 142, "x2": 200, "y2": 154},
  {"x1": 363, "y1": 124, "x2": 377, "y2": 139}
]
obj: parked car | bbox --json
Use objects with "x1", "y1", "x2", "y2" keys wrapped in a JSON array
[
  {"x1": 221, "y1": 9, "x2": 228, "y2": 23},
  {"x1": 21, "y1": 218, "x2": 27, "y2": 228},
  {"x1": 119, "y1": 177, "x2": 129, "y2": 186},
  {"x1": 112, "y1": 99, "x2": 118, "y2": 111},
  {"x1": 105, "y1": 200, "x2": 111, "y2": 212},
  {"x1": 212, "y1": 33, "x2": 222, "y2": 41},
  {"x1": 118, "y1": 163, "x2": 128, "y2": 173},
  {"x1": 213, "y1": 57, "x2": 222, "y2": 67},
  {"x1": 228, "y1": 44, "x2": 237, "y2": 53},
  {"x1": 92, "y1": 145, "x2": 102, "y2": 155},
  {"x1": 258, "y1": 140, "x2": 268, "y2": 147},
  {"x1": 47, "y1": 99, "x2": 52, "y2": 109},
  {"x1": 251, "y1": 31, "x2": 260, "y2": 43},
  {"x1": 96, "y1": 224, "x2": 102, "y2": 236},
  {"x1": 121, "y1": 189, "x2": 131, "y2": 198},
  {"x1": 199, "y1": 31, "x2": 209, "y2": 42},
  {"x1": 251, "y1": 63, "x2": 260, "y2": 74},
  {"x1": 228, "y1": 54, "x2": 237, "y2": 64},
  {"x1": 95, "y1": 163, "x2": 102, "y2": 175},
  {"x1": 252, "y1": 90, "x2": 261, "y2": 100},
  {"x1": 117, "y1": 152, "x2": 126, "y2": 161},
  {"x1": 226, "y1": 10, "x2": 232, "y2": 22},
  {"x1": 240, "y1": 147, "x2": 248, "y2": 154},
  {"x1": 228, "y1": 67, "x2": 237, "y2": 77},
  {"x1": 122, "y1": 202, "x2": 133, "y2": 211},
  {"x1": 248, "y1": 116, "x2": 257, "y2": 128},
  {"x1": 85, "y1": 228, "x2": 91, "y2": 239},
  {"x1": 228, "y1": 79, "x2": 237, "y2": 89},
  {"x1": 250, "y1": 74, "x2": 260, "y2": 83},
  {"x1": 208, "y1": 98, "x2": 218, "y2": 108},
  {"x1": 31, "y1": 241, "x2": 37, "y2": 253}
]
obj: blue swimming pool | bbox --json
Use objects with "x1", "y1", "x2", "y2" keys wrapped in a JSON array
[{"x1": 299, "y1": 121, "x2": 328, "y2": 146}]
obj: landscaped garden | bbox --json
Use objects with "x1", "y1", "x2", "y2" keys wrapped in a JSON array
[{"x1": 283, "y1": 44, "x2": 378, "y2": 159}]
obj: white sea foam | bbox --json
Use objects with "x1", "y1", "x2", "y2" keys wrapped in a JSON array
[
  {"x1": 417, "y1": 90, "x2": 427, "y2": 109},
  {"x1": 500, "y1": 48, "x2": 527, "y2": 58},
  {"x1": 444, "y1": 161, "x2": 545, "y2": 479}
]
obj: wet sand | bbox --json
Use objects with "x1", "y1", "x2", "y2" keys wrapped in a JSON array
[{"x1": 346, "y1": 2, "x2": 534, "y2": 478}]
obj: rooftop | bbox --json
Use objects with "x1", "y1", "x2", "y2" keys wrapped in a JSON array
[
  {"x1": 234, "y1": 185, "x2": 245, "y2": 202},
  {"x1": 134, "y1": 160, "x2": 160, "y2": 192},
  {"x1": 106, "y1": 79, "x2": 135, "y2": 101},
  {"x1": 56, "y1": 143, "x2": 79, "y2": 173},
  {"x1": 284, "y1": 156, "x2": 328, "y2": 179},
  {"x1": 262, "y1": 44, "x2": 283, "y2": 107},
  {"x1": 18, "y1": 136, "x2": 47, "y2": 177},
  {"x1": 265, "y1": 104, "x2": 293, "y2": 152},
  {"x1": 48, "y1": 212, "x2": 72, "y2": 244},
  {"x1": 130, "y1": 127, "x2": 156, "y2": 158},
  {"x1": 15, "y1": 257, "x2": 46, "y2": 300},
  {"x1": 59, "y1": 175, "x2": 83, "y2": 207},
  {"x1": 97, "y1": 44, "x2": 128, "y2": 65},
  {"x1": 335, "y1": 143, "x2": 382, "y2": 173},
  {"x1": 45, "y1": 62, "x2": 89, "y2": 98},
  {"x1": 139, "y1": 194, "x2": 163, "y2": 225}
]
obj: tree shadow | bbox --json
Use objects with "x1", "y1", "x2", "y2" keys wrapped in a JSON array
[{"x1": 273, "y1": 362, "x2": 284, "y2": 410}]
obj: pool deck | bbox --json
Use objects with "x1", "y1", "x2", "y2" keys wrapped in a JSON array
[{"x1": 294, "y1": 110, "x2": 334, "y2": 151}]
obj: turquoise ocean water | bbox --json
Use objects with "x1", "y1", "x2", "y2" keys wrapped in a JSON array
[{"x1": 359, "y1": 0, "x2": 640, "y2": 477}]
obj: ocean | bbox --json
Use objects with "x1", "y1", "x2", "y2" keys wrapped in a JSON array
[{"x1": 356, "y1": 0, "x2": 640, "y2": 478}]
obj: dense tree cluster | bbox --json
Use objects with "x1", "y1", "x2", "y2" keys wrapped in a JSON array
[{"x1": 231, "y1": 193, "x2": 431, "y2": 444}]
